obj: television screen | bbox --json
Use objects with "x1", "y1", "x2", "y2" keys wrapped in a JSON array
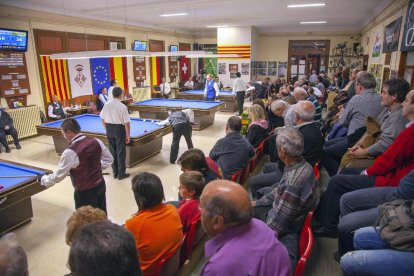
[
  {"x1": 169, "y1": 45, "x2": 178, "y2": 52},
  {"x1": 133, "y1": 40, "x2": 147, "y2": 51},
  {"x1": 0, "y1": 28, "x2": 28, "y2": 52}
]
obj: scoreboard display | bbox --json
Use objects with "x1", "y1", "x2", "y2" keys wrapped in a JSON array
[{"x1": 0, "y1": 29, "x2": 28, "y2": 52}]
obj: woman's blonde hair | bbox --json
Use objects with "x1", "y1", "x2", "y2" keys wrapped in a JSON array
[
  {"x1": 249, "y1": 104, "x2": 266, "y2": 122},
  {"x1": 66, "y1": 206, "x2": 108, "y2": 245}
]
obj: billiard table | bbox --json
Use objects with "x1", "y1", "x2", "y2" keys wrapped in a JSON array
[
  {"x1": 176, "y1": 90, "x2": 238, "y2": 112},
  {"x1": 36, "y1": 114, "x2": 172, "y2": 167},
  {"x1": 127, "y1": 99, "x2": 225, "y2": 130},
  {"x1": 0, "y1": 160, "x2": 51, "y2": 234}
]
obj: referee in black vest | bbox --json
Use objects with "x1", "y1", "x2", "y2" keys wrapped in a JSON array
[{"x1": 100, "y1": 87, "x2": 131, "y2": 180}]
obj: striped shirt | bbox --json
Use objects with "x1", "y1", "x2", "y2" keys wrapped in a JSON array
[
  {"x1": 255, "y1": 160, "x2": 320, "y2": 236},
  {"x1": 338, "y1": 88, "x2": 382, "y2": 135},
  {"x1": 307, "y1": 96, "x2": 322, "y2": 122}
]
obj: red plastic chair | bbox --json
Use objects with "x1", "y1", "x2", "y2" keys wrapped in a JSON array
[
  {"x1": 184, "y1": 213, "x2": 204, "y2": 258},
  {"x1": 230, "y1": 169, "x2": 244, "y2": 184},
  {"x1": 294, "y1": 211, "x2": 315, "y2": 276},
  {"x1": 205, "y1": 157, "x2": 223, "y2": 179},
  {"x1": 313, "y1": 162, "x2": 320, "y2": 181},
  {"x1": 154, "y1": 246, "x2": 181, "y2": 276}
]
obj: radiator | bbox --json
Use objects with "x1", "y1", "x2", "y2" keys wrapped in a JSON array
[{"x1": 6, "y1": 106, "x2": 42, "y2": 143}]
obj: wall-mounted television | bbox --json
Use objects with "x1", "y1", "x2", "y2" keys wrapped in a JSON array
[
  {"x1": 133, "y1": 40, "x2": 147, "y2": 51},
  {"x1": 0, "y1": 28, "x2": 28, "y2": 52},
  {"x1": 169, "y1": 45, "x2": 178, "y2": 52}
]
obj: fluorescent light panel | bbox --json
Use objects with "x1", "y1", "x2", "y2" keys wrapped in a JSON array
[
  {"x1": 300, "y1": 21, "x2": 327, "y2": 24},
  {"x1": 186, "y1": 54, "x2": 241, "y2": 58},
  {"x1": 160, "y1": 13, "x2": 188, "y2": 17},
  {"x1": 287, "y1": 3, "x2": 326, "y2": 8},
  {"x1": 206, "y1": 25, "x2": 228, "y2": 28},
  {"x1": 48, "y1": 50, "x2": 210, "y2": 60}
]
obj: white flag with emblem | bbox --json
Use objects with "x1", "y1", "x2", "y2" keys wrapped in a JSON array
[{"x1": 68, "y1": 59, "x2": 93, "y2": 97}]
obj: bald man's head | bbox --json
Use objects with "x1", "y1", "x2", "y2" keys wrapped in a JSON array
[
  {"x1": 295, "y1": 100, "x2": 316, "y2": 122},
  {"x1": 200, "y1": 180, "x2": 253, "y2": 236}
]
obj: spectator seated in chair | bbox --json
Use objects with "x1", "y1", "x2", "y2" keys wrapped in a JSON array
[
  {"x1": 86, "y1": 101, "x2": 100, "y2": 115},
  {"x1": 209, "y1": 116, "x2": 255, "y2": 180},
  {"x1": 124, "y1": 172, "x2": 182, "y2": 275},
  {"x1": 252, "y1": 128, "x2": 320, "y2": 271},
  {"x1": 200, "y1": 180, "x2": 291, "y2": 276},
  {"x1": 0, "y1": 108, "x2": 22, "y2": 153},
  {"x1": 48, "y1": 95, "x2": 68, "y2": 120}
]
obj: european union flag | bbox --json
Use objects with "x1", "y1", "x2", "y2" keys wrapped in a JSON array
[{"x1": 90, "y1": 58, "x2": 110, "y2": 95}]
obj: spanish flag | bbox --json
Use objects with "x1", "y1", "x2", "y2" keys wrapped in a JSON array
[
  {"x1": 151, "y1": 57, "x2": 165, "y2": 86},
  {"x1": 40, "y1": 56, "x2": 71, "y2": 102},
  {"x1": 109, "y1": 57, "x2": 129, "y2": 91},
  {"x1": 217, "y1": 44, "x2": 251, "y2": 59}
]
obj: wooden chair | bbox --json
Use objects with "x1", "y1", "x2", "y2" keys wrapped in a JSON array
[
  {"x1": 154, "y1": 246, "x2": 181, "y2": 276},
  {"x1": 294, "y1": 211, "x2": 315, "y2": 276}
]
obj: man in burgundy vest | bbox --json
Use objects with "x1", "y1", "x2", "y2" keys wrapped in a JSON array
[{"x1": 41, "y1": 118, "x2": 113, "y2": 212}]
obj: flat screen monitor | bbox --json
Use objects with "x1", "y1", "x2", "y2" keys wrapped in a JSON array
[
  {"x1": 169, "y1": 45, "x2": 178, "y2": 52},
  {"x1": 133, "y1": 40, "x2": 147, "y2": 51},
  {"x1": 0, "y1": 28, "x2": 28, "y2": 52}
]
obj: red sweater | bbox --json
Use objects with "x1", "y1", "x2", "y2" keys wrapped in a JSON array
[
  {"x1": 367, "y1": 124, "x2": 414, "y2": 187},
  {"x1": 178, "y1": 199, "x2": 200, "y2": 232}
]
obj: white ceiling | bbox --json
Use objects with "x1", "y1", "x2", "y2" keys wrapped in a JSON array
[{"x1": 1, "y1": 0, "x2": 394, "y2": 35}]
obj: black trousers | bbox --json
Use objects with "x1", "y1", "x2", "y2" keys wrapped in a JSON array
[
  {"x1": 0, "y1": 126, "x2": 19, "y2": 149},
  {"x1": 74, "y1": 180, "x2": 107, "y2": 213},
  {"x1": 170, "y1": 122, "x2": 193, "y2": 163},
  {"x1": 106, "y1": 124, "x2": 126, "y2": 177},
  {"x1": 235, "y1": 91, "x2": 245, "y2": 115},
  {"x1": 316, "y1": 167, "x2": 376, "y2": 229},
  {"x1": 321, "y1": 136, "x2": 349, "y2": 176}
]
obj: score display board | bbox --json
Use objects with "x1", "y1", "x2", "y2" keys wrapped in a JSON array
[{"x1": 0, "y1": 29, "x2": 28, "y2": 52}]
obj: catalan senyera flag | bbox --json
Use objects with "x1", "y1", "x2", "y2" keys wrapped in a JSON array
[
  {"x1": 217, "y1": 44, "x2": 251, "y2": 59},
  {"x1": 40, "y1": 56, "x2": 71, "y2": 102},
  {"x1": 109, "y1": 57, "x2": 128, "y2": 91},
  {"x1": 151, "y1": 57, "x2": 165, "y2": 86}
]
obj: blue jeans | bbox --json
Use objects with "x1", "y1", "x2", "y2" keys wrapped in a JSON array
[
  {"x1": 337, "y1": 187, "x2": 397, "y2": 256},
  {"x1": 321, "y1": 136, "x2": 349, "y2": 176},
  {"x1": 341, "y1": 227, "x2": 414, "y2": 276}
]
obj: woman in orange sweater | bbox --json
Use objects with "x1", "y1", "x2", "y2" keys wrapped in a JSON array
[{"x1": 125, "y1": 172, "x2": 183, "y2": 275}]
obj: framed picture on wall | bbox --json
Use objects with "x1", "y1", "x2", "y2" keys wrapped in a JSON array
[
  {"x1": 258, "y1": 68, "x2": 267, "y2": 76},
  {"x1": 229, "y1": 64, "x2": 238, "y2": 78},
  {"x1": 258, "y1": 61, "x2": 267, "y2": 69},
  {"x1": 218, "y1": 63, "x2": 226, "y2": 74},
  {"x1": 242, "y1": 63, "x2": 250, "y2": 75}
]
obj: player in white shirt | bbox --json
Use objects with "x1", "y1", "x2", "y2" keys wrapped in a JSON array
[
  {"x1": 232, "y1": 72, "x2": 247, "y2": 115},
  {"x1": 100, "y1": 87, "x2": 131, "y2": 180}
]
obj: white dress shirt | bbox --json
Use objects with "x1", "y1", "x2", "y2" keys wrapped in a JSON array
[
  {"x1": 99, "y1": 93, "x2": 109, "y2": 105},
  {"x1": 100, "y1": 98, "x2": 130, "y2": 125},
  {"x1": 160, "y1": 82, "x2": 171, "y2": 95},
  {"x1": 48, "y1": 102, "x2": 67, "y2": 118},
  {"x1": 232, "y1": 77, "x2": 247, "y2": 94},
  {"x1": 107, "y1": 86, "x2": 115, "y2": 101},
  {"x1": 184, "y1": 80, "x2": 194, "y2": 88},
  {"x1": 41, "y1": 135, "x2": 113, "y2": 187}
]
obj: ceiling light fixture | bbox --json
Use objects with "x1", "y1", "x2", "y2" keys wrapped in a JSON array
[
  {"x1": 49, "y1": 50, "x2": 151, "y2": 60},
  {"x1": 48, "y1": 50, "x2": 210, "y2": 60},
  {"x1": 300, "y1": 21, "x2": 327, "y2": 24},
  {"x1": 287, "y1": 3, "x2": 326, "y2": 8},
  {"x1": 185, "y1": 54, "x2": 241, "y2": 58},
  {"x1": 206, "y1": 25, "x2": 229, "y2": 28},
  {"x1": 160, "y1": 13, "x2": 188, "y2": 17}
]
